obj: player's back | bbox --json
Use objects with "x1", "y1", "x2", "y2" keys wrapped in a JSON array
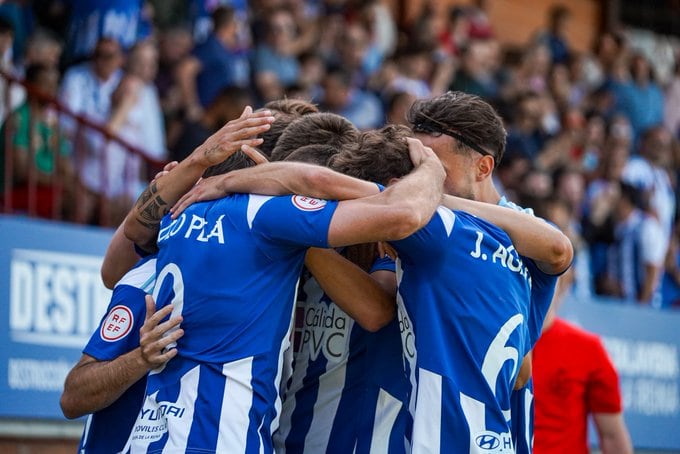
[
  {"x1": 155, "y1": 194, "x2": 310, "y2": 362},
  {"x1": 393, "y1": 207, "x2": 532, "y2": 453},
  {"x1": 276, "y1": 258, "x2": 410, "y2": 454},
  {"x1": 127, "y1": 193, "x2": 338, "y2": 454}
]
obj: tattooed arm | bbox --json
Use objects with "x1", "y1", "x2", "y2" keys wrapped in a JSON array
[{"x1": 125, "y1": 107, "x2": 275, "y2": 252}]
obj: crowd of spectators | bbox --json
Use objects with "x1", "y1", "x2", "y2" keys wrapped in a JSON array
[{"x1": 0, "y1": 0, "x2": 679, "y2": 309}]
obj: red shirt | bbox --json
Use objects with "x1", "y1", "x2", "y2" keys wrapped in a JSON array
[{"x1": 533, "y1": 318, "x2": 622, "y2": 454}]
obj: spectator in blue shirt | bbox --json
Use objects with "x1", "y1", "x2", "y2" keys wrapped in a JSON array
[{"x1": 176, "y1": 6, "x2": 250, "y2": 121}]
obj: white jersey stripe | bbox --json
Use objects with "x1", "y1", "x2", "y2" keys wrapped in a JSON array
[
  {"x1": 435, "y1": 206, "x2": 456, "y2": 237},
  {"x1": 217, "y1": 357, "x2": 254, "y2": 453},
  {"x1": 162, "y1": 365, "x2": 200, "y2": 453},
  {"x1": 271, "y1": 282, "x2": 299, "y2": 436},
  {"x1": 459, "y1": 392, "x2": 486, "y2": 454},
  {"x1": 303, "y1": 357, "x2": 347, "y2": 452},
  {"x1": 247, "y1": 195, "x2": 275, "y2": 229},
  {"x1": 524, "y1": 388, "x2": 533, "y2": 450},
  {"x1": 80, "y1": 414, "x2": 92, "y2": 452},
  {"x1": 369, "y1": 388, "x2": 402, "y2": 454},
  {"x1": 115, "y1": 258, "x2": 157, "y2": 289},
  {"x1": 412, "y1": 368, "x2": 442, "y2": 454}
]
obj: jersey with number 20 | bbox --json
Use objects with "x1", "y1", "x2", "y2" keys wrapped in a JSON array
[{"x1": 125, "y1": 194, "x2": 338, "y2": 454}]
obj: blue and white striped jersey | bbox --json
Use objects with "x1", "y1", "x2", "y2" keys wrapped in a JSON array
[
  {"x1": 78, "y1": 256, "x2": 156, "y2": 454},
  {"x1": 125, "y1": 194, "x2": 338, "y2": 454},
  {"x1": 498, "y1": 196, "x2": 559, "y2": 347},
  {"x1": 392, "y1": 207, "x2": 532, "y2": 454},
  {"x1": 499, "y1": 196, "x2": 563, "y2": 454},
  {"x1": 274, "y1": 255, "x2": 410, "y2": 454}
]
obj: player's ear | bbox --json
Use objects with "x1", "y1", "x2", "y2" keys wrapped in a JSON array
[
  {"x1": 387, "y1": 177, "x2": 401, "y2": 186},
  {"x1": 476, "y1": 155, "x2": 494, "y2": 181}
]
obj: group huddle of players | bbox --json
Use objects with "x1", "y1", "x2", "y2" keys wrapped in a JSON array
[{"x1": 60, "y1": 91, "x2": 573, "y2": 454}]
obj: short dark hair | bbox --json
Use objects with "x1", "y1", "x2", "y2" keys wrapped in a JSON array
[
  {"x1": 258, "y1": 112, "x2": 298, "y2": 158},
  {"x1": 271, "y1": 112, "x2": 358, "y2": 162},
  {"x1": 330, "y1": 124, "x2": 414, "y2": 185},
  {"x1": 212, "y1": 6, "x2": 235, "y2": 30},
  {"x1": 256, "y1": 99, "x2": 319, "y2": 157},
  {"x1": 202, "y1": 150, "x2": 256, "y2": 177},
  {"x1": 284, "y1": 143, "x2": 340, "y2": 166},
  {"x1": 265, "y1": 98, "x2": 318, "y2": 116},
  {"x1": 407, "y1": 91, "x2": 507, "y2": 164}
]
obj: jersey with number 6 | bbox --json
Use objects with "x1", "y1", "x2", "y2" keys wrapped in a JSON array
[
  {"x1": 125, "y1": 194, "x2": 338, "y2": 454},
  {"x1": 392, "y1": 207, "x2": 532, "y2": 454},
  {"x1": 499, "y1": 196, "x2": 564, "y2": 454}
]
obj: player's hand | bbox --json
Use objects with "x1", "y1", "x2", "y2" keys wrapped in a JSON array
[
  {"x1": 151, "y1": 161, "x2": 179, "y2": 184},
  {"x1": 406, "y1": 137, "x2": 437, "y2": 167},
  {"x1": 377, "y1": 241, "x2": 398, "y2": 261},
  {"x1": 170, "y1": 175, "x2": 231, "y2": 218},
  {"x1": 191, "y1": 106, "x2": 275, "y2": 168},
  {"x1": 241, "y1": 143, "x2": 269, "y2": 165},
  {"x1": 514, "y1": 353, "x2": 532, "y2": 390},
  {"x1": 139, "y1": 295, "x2": 184, "y2": 370}
]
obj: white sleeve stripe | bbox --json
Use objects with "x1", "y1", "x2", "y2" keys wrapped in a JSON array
[
  {"x1": 114, "y1": 258, "x2": 157, "y2": 289},
  {"x1": 436, "y1": 206, "x2": 456, "y2": 237},
  {"x1": 247, "y1": 195, "x2": 275, "y2": 229}
]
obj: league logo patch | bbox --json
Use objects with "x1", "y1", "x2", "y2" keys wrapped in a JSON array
[
  {"x1": 292, "y1": 195, "x2": 327, "y2": 211},
  {"x1": 100, "y1": 305, "x2": 134, "y2": 342}
]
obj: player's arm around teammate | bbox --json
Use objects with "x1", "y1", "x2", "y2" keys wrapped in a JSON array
[
  {"x1": 304, "y1": 247, "x2": 396, "y2": 331},
  {"x1": 124, "y1": 106, "x2": 276, "y2": 252},
  {"x1": 101, "y1": 161, "x2": 179, "y2": 289},
  {"x1": 60, "y1": 297, "x2": 183, "y2": 419},
  {"x1": 170, "y1": 159, "x2": 382, "y2": 216},
  {"x1": 442, "y1": 195, "x2": 574, "y2": 274}
]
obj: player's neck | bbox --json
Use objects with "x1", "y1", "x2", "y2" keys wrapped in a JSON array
[{"x1": 476, "y1": 180, "x2": 502, "y2": 205}]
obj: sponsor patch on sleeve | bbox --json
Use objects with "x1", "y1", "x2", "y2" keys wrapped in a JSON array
[
  {"x1": 100, "y1": 305, "x2": 134, "y2": 342},
  {"x1": 291, "y1": 195, "x2": 327, "y2": 211}
]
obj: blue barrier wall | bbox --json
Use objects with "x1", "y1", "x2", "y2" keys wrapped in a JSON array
[
  {"x1": 0, "y1": 215, "x2": 679, "y2": 450},
  {"x1": 0, "y1": 215, "x2": 113, "y2": 419}
]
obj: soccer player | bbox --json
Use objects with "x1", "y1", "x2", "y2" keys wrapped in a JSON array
[
  {"x1": 274, "y1": 126, "x2": 411, "y2": 454},
  {"x1": 176, "y1": 123, "x2": 572, "y2": 453},
  {"x1": 60, "y1": 254, "x2": 183, "y2": 453},
  {"x1": 407, "y1": 92, "x2": 572, "y2": 453},
  {"x1": 121, "y1": 134, "x2": 444, "y2": 452}
]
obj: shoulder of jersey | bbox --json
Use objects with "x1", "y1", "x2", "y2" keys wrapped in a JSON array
[{"x1": 114, "y1": 257, "x2": 157, "y2": 292}]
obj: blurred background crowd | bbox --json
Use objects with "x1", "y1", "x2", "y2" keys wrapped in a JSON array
[{"x1": 1, "y1": 0, "x2": 680, "y2": 310}]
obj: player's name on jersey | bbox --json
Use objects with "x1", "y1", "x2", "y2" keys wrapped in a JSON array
[
  {"x1": 159, "y1": 213, "x2": 226, "y2": 244},
  {"x1": 469, "y1": 231, "x2": 533, "y2": 288}
]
